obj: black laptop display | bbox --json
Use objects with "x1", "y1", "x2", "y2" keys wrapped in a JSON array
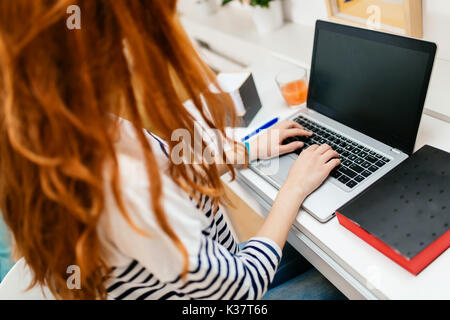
[{"x1": 308, "y1": 21, "x2": 437, "y2": 155}]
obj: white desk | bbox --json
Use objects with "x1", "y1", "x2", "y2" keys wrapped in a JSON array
[{"x1": 222, "y1": 55, "x2": 450, "y2": 300}]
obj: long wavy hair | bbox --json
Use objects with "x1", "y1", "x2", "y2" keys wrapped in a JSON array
[{"x1": 0, "y1": 0, "x2": 237, "y2": 299}]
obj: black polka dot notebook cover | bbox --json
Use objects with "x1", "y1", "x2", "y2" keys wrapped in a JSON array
[{"x1": 336, "y1": 145, "x2": 450, "y2": 275}]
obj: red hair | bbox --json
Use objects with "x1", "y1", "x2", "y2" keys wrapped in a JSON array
[{"x1": 0, "y1": 0, "x2": 237, "y2": 299}]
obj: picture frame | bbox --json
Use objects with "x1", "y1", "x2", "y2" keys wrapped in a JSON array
[{"x1": 324, "y1": 0, "x2": 423, "y2": 38}]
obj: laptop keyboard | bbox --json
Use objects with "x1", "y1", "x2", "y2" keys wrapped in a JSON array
[{"x1": 282, "y1": 116, "x2": 391, "y2": 189}]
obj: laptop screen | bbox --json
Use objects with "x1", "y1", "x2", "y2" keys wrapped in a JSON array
[{"x1": 308, "y1": 21, "x2": 436, "y2": 155}]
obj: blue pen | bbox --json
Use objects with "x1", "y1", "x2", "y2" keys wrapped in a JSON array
[{"x1": 241, "y1": 117, "x2": 279, "y2": 142}]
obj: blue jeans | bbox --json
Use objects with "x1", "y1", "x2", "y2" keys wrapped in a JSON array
[
  {"x1": 0, "y1": 217, "x2": 14, "y2": 281},
  {"x1": 258, "y1": 242, "x2": 346, "y2": 300}
]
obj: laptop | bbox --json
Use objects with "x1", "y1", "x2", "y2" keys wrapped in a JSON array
[{"x1": 249, "y1": 20, "x2": 437, "y2": 223}]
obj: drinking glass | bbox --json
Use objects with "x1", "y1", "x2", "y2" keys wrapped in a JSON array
[{"x1": 276, "y1": 67, "x2": 308, "y2": 107}]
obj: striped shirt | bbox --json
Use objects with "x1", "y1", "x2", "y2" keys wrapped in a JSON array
[{"x1": 98, "y1": 118, "x2": 282, "y2": 300}]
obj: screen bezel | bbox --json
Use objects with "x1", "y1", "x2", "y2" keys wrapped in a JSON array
[{"x1": 307, "y1": 20, "x2": 437, "y2": 155}]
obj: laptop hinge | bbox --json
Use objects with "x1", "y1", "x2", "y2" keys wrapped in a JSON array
[{"x1": 391, "y1": 148, "x2": 403, "y2": 154}]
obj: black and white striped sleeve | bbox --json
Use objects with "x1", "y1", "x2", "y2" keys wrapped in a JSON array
[{"x1": 166, "y1": 235, "x2": 282, "y2": 300}]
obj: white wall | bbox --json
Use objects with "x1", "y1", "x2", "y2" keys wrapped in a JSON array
[
  {"x1": 422, "y1": 0, "x2": 450, "y2": 61},
  {"x1": 284, "y1": 0, "x2": 450, "y2": 61},
  {"x1": 283, "y1": 0, "x2": 328, "y2": 26}
]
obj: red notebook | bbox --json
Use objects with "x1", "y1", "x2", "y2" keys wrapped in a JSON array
[{"x1": 336, "y1": 145, "x2": 450, "y2": 275}]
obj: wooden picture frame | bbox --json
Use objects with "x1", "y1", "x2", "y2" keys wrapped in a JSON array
[{"x1": 325, "y1": 0, "x2": 423, "y2": 38}]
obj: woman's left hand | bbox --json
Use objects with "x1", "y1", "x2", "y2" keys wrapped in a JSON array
[{"x1": 248, "y1": 120, "x2": 312, "y2": 161}]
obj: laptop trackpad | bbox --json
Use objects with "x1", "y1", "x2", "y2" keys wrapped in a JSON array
[
  {"x1": 255, "y1": 154, "x2": 294, "y2": 184},
  {"x1": 254, "y1": 154, "x2": 348, "y2": 223}
]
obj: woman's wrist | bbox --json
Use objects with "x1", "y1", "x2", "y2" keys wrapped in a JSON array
[
  {"x1": 279, "y1": 180, "x2": 309, "y2": 207},
  {"x1": 267, "y1": 181, "x2": 308, "y2": 236}
]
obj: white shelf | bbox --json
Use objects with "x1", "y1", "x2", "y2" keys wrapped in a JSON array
[
  {"x1": 181, "y1": 5, "x2": 314, "y2": 69},
  {"x1": 181, "y1": 5, "x2": 450, "y2": 121}
]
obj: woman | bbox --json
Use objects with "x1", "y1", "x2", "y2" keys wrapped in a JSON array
[{"x1": 0, "y1": 1, "x2": 341, "y2": 299}]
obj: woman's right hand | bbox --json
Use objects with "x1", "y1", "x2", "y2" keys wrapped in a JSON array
[
  {"x1": 255, "y1": 143, "x2": 341, "y2": 249},
  {"x1": 282, "y1": 144, "x2": 341, "y2": 200}
]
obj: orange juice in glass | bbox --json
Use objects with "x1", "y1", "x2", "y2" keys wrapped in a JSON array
[{"x1": 276, "y1": 68, "x2": 308, "y2": 107}]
